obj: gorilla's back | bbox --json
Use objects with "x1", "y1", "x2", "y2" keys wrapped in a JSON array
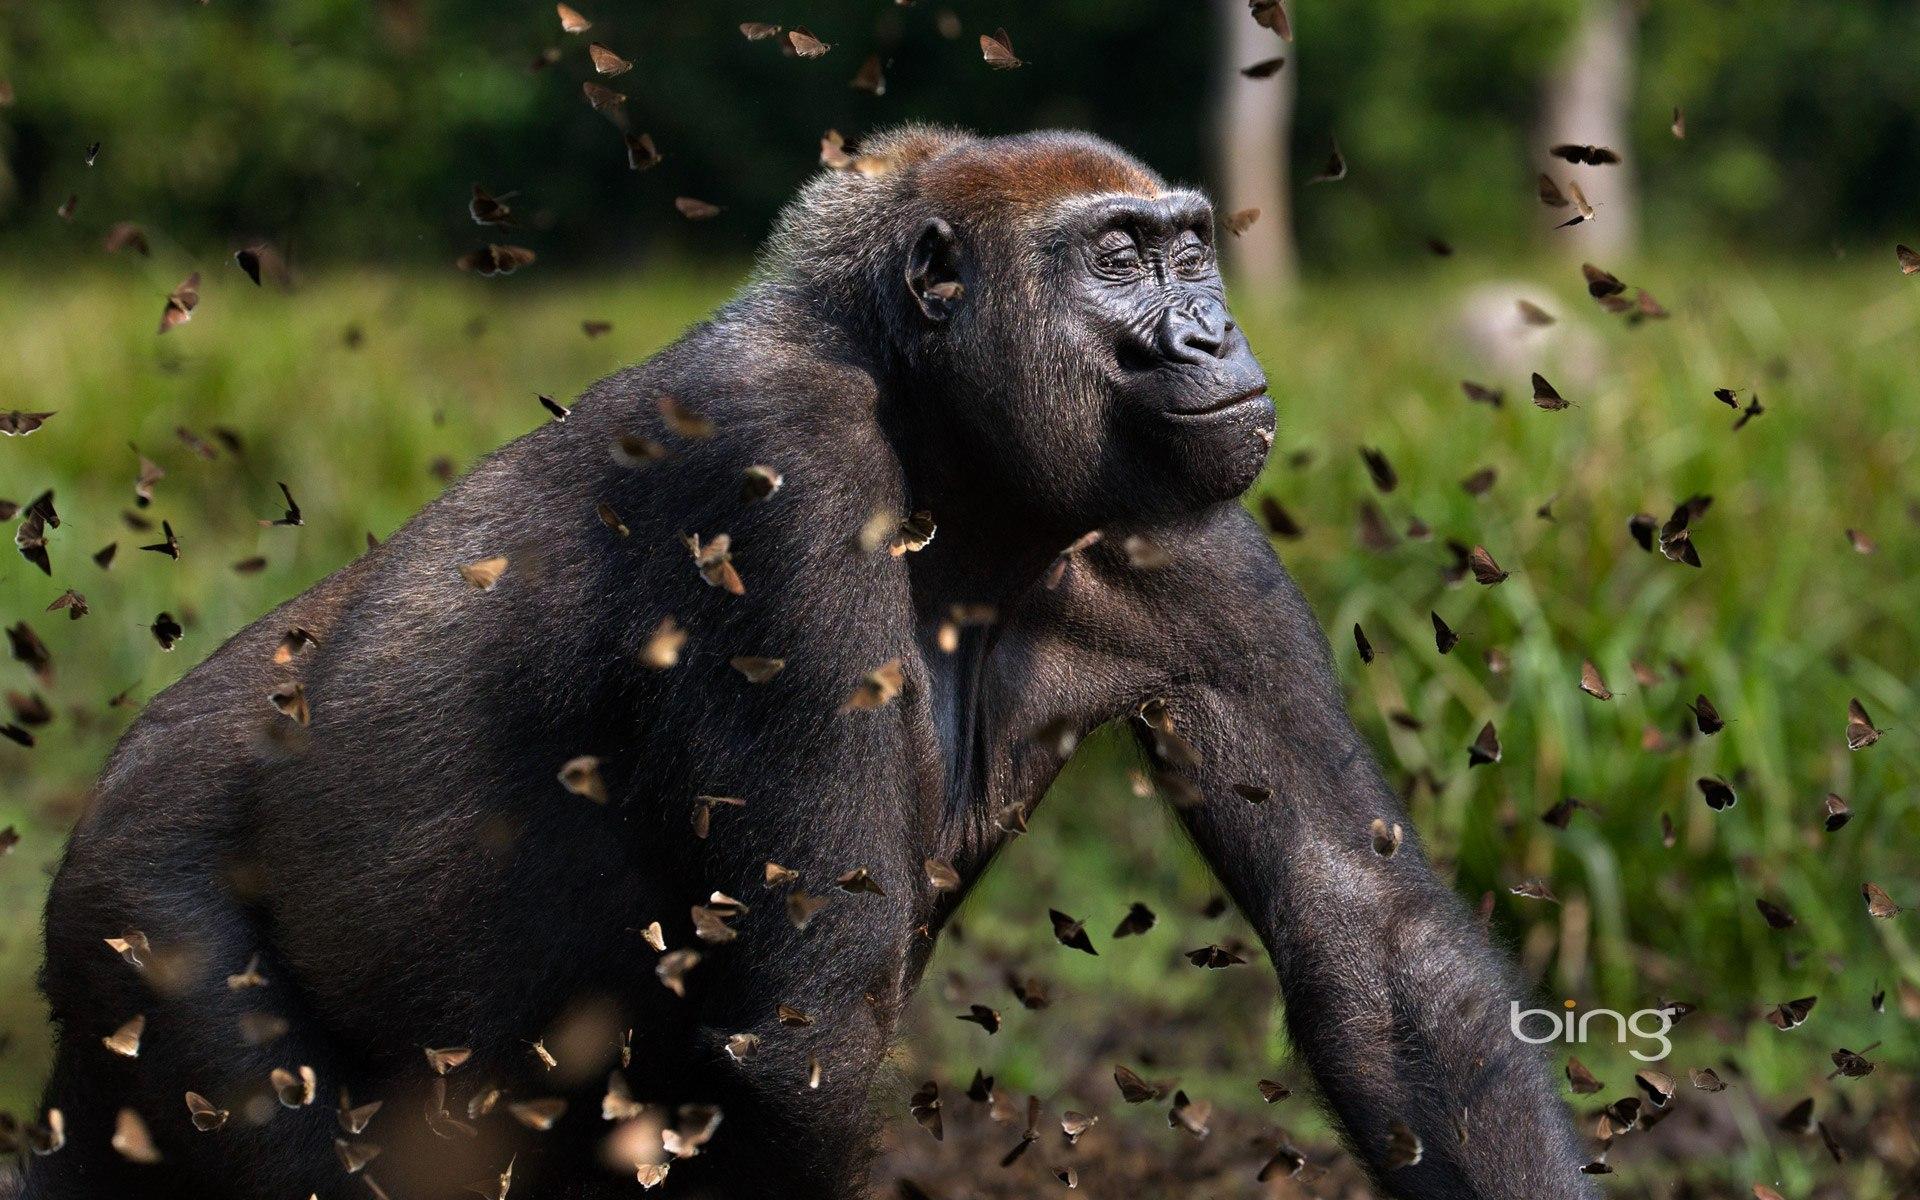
[{"x1": 40, "y1": 304, "x2": 912, "y2": 1066}]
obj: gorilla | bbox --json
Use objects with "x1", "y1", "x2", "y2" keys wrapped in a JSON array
[{"x1": 25, "y1": 128, "x2": 1593, "y2": 1199}]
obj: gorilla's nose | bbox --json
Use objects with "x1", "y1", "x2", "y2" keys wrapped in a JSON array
[{"x1": 1158, "y1": 300, "x2": 1232, "y2": 365}]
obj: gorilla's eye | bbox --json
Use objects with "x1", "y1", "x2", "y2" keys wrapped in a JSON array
[
  {"x1": 1093, "y1": 230, "x2": 1142, "y2": 275},
  {"x1": 1171, "y1": 233, "x2": 1212, "y2": 275}
]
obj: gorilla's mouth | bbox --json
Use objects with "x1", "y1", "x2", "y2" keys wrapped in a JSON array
[{"x1": 1163, "y1": 384, "x2": 1270, "y2": 418}]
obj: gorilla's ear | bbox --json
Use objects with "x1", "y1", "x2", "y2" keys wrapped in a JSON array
[{"x1": 905, "y1": 217, "x2": 965, "y2": 322}]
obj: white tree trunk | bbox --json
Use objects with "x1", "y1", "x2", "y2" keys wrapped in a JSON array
[
  {"x1": 1214, "y1": 0, "x2": 1298, "y2": 301},
  {"x1": 1540, "y1": 0, "x2": 1639, "y2": 258}
]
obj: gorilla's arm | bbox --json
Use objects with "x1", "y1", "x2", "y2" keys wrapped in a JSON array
[{"x1": 1114, "y1": 510, "x2": 1595, "y2": 1200}]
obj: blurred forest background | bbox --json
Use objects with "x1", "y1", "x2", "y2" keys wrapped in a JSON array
[
  {"x1": 3, "y1": 1, "x2": 1920, "y2": 1197},
  {"x1": 3, "y1": 0, "x2": 1920, "y2": 269}
]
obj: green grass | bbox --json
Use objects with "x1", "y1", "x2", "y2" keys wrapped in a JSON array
[{"x1": 0, "y1": 257, "x2": 1916, "y2": 1194}]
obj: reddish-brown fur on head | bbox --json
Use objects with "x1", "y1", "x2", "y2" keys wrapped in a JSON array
[
  {"x1": 915, "y1": 132, "x2": 1163, "y2": 218},
  {"x1": 850, "y1": 126, "x2": 1163, "y2": 219}
]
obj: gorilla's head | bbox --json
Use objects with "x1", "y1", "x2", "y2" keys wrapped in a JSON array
[{"x1": 765, "y1": 127, "x2": 1272, "y2": 535}]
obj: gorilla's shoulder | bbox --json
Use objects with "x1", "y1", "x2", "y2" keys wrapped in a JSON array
[
  {"x1": 299, "y1": 310, "x2": 911, "y2": 672},
  {"x1": 584, "y1": 304, "x2": 884, "y2": 432}
]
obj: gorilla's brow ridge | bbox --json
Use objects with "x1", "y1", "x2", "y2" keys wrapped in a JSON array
[{"x1": 1046, "y1": 188, "x2": 1214, "y2": 230}]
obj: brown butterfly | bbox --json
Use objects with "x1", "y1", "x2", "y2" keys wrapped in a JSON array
[
  {"x1": 689, "y1": 794, "x2": 744, "y2": 839},
  {"x1": 149, "y1": 612, "x2": 184, "y2": 651},
  {"x1": 1006, "y1": 972, "x2": 1049, "y2": 1010},
  {"x1": 259, "y1": 481, "x2": 302, "y2": 527},
  {"x1": 1555, "y1": 180, "x2": 1595, "y2": 228},
  {"x1": 158, "y1": 273, "x2": 200, "y2": 334},
  {"x1": 1112, "y1": 901, "x2": 1156, "y2": 938},
  {"x1": 184, "y1": 1091, "x2": 229, "y2": 1132},
  {"x1": 1541, "y1": 797, "x2": 1591, "y2": 829},
  {"x1": 233, "y1": 243, "x2": 285, "y2": 286},
  {"x1": 834, "y1": 866, "x2": 885, "y2": 896},
  {"x1": 908, "y1": 1081, "x2": 942, "y2": 1140},
  {"x1": 1697, "y1": 776, "x2": 1736, "y2": 811},
  {"x1": 456, "y1": 244, "x2": 536, "y2": 276},
  {"x1": 1222, "y1": 207, "x2": 1262, "y2": 236},
  {"x1": 1259, "y1": 495, "x2": 1302, "y2": 537},
  {"x1": 785, "y1": 27, "x2": 830, "y2": 57},
  {"x1": 1634, "y1": 1069, "x2": 1676, "y2": 1108},
  {"x1": 1765, "y1": 996, "x2": 1817, "y2": 1031},
  {"x1": 588, "y1": 43, "x2": 631, "y2": 76},
  {"x1": 1626, "y1": 514, "x2": 1661, "y2": 553},
  {"x1": 140, "y1": 520, "x2": 181, "y2": 560},
  {"x1": 1510, "y1": 878, "x2": 1558, "y2": 903},
  {"x1": 1828, "y1": 1043, "x2": 1880, "y2": 1080},
  {"x1": 1862, "y1": 883, "x2": 1902, "y2": 919},
  {"x1": 1249, "y1": 0, "x2": 1292, "y2": 41},
  {"x1": 955, "y1": 1004, "x2": 1000, "y2": 1033},
  {"x1": 1384, "y1": 1120, "x2": 1423, "y2": 1169},
  {"x1": 1467, "y1": 545, "x2": 1509, "y2": 585},
  {"x1": 1466, "y1": 721, "x2": 1500, "y2": 767},
  {"x1": 1531, "y1": 372, "x2": 1569, "y2": 410},
  {"x1": 1688, "y1": 1066, "x2": 1725, "y2": 1092},
  {"x1": 1353, "y1": 623, "x2": 1375, "y2": 664},
  {"x1": 624, "y1": 132, "x2": 662, "y2": 172},
  {"x1": 1845, "y1": 697, "x2": 1881, "y2": 750},
  {"x1": 1687, "y1": 693, "x2": 1724, "y2": 736},
  {"x1": 555, "y1": 3, "x2": 590, "y2": 33},
  {"x1": 1167, "y1": 1089, "x2": 1212, "y2": 1138},
  {"x1": 1369, "y1": 818, "x2": 1402, "y2": 857},
  {"x1": 1113, "y1": 1064, "x2": 1171, "y2": 1104},
  {"x1": 1822, "y1": 793, "x2": 1852, "y2": 831},
  {"x1": 998, "y1": 1094, "x2": 1042, "y2": 1166},
  {"x1": 558, "y1": 756, "x2": 606, "y2": 804},
  {"x1": 1582, "y1": 262, "x2": 1626, "y2": 298},
  {"x1": 842, "y1": 659, "x2": 904, "y2": 712},
  {"x1": 1461, "y1": 380, "x2": 1504, "y2": 407},
  {"x1": 102, "y1": 1014, "x2": 145, "y2": 1057},
  {"x1": 1550, "y1": 143, "x2": 1620, "y2": 165},
  {"x1": 581, "y1": 82, "x2": 625, "y2": 113},
  {"x1": 1896, "y1": 244, "x2": 1919, "y2": 275},
  {"x1": 1756, "y1": 898, "x2": 1796, "y2": 930},
  {"x1": 1578, "y1": 661, "x2": 1612, "y2": 701},
  {"x1": 980, "y1": 28, "x2": 1022, "y2": 69},
  {"x1": 469, "y1": 185, "x2": 515, "y2": 226},
  {"x1": 1184, "y1": 943, "x2": 1246, "y2": 968},
  {"x1": 1518, "y1": 298, "x2": 1557, "y2": 325},
  {"x1": 1565, "y1": 1057, "x2": 1604, "y2": 1095},
  {"x1": 103, "y1": 222, "x2": 150, "y2": 256},
  {"x1": 1049, "y1": 909, "x2": 1096, "y2": 955},
  {"x1": 1309, "y1": 137, "x2": 1347, "y2": 184},
  {"x1": 1359, "y1": 446, "x2": 1397, "y2": 492}
]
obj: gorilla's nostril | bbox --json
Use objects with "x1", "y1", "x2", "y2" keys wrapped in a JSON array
[
  {"x1": 1173, "y1": 324, "x2": 1227, "y2": 363},
  {"x1": 1157, "y1": 302, "x2": 1232, "y2": 365}
]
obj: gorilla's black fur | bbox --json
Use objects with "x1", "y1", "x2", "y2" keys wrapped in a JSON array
[{"x1": 26, "y1": 128, "x2": 1594, "y2": 1199}]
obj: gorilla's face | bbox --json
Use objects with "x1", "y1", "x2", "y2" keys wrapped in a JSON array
[
  {"x1": 903, "y1": 188, "x2": 1272, "y2": 530},
  {"x1": 1062, "y1": 192, "x2": 1272, "y2": 513}
]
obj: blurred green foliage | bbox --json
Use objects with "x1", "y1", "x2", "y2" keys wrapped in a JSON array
[{"x1": 2, "y1": 0, "x2": 1919, "y2": 269}]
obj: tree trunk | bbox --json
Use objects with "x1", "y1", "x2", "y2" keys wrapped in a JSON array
[
  {"x1": 1214, "y1": 0, "x2": 1298, "y2": 302},
  {"x1": 1540, "y1": 0, "x2": 1639, "y2": 258}
]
